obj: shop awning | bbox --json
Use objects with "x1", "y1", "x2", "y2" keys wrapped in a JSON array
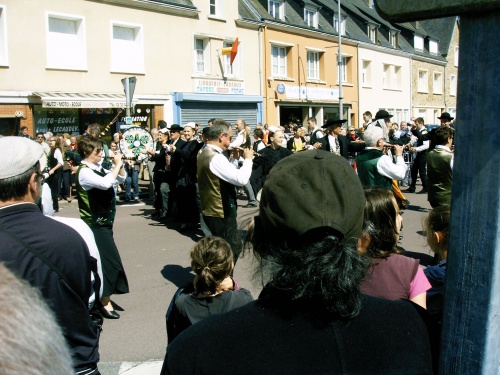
[{"x1": 31, "y1": 92, "x2": 137, "y2": 109}]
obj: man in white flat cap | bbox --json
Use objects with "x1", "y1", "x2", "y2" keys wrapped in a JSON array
[{"x1": 0, "y1": 136, "x2": 103, "y2": 375}]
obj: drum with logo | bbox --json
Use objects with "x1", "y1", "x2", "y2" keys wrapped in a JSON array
[{"x1": 119, "y1": 127, "x2": 153, "y2": 162}]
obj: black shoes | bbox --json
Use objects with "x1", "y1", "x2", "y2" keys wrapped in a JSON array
[
  {"x1": 243, "y1": 203, "x2": 258, "y2": 208},
  {"x1": 403, "y1": 188, "x2": 415, "y2": 193},
  {"x1": 416, "y1": 189, "x2": 428, "y2": 194},
  {"x1": 99, "y1": 306, "x2": 120, "y2": 319}
]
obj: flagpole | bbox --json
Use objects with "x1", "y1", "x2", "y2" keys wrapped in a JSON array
[{"x1": 338, "y1": 0, "x2": 343, "y2": 121}]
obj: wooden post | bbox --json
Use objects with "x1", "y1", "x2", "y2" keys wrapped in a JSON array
[{"x1": 375, "y1": 1, "x2": 500, "y2": 373}]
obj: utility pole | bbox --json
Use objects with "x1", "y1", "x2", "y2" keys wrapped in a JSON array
[{"x1": 338, "y1": 0, "x2": 343, "y2": 121}]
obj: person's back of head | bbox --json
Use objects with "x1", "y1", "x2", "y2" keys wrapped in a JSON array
[
  {"x1": 0, "y1": 264, "x2": 73, "y2": 374},
  {"x1": 251, "y1": 150, "x2": 369, "y2": 319},
  {"x1": 361, "y1": 188, "x2": 401, "y2": 259},
  {"x1": 434, "y1": 127, "x2": 454, "y2": 146},
  {"x1": 363, "y1": 126, "x2": 384, "y2": 147},
  {"x1": 253, "y1": 128, "x2": 264, "y2": 140},
  {"x1": 191, "y1": 236, "x2": 234, "y2": 295},
  {"x1": 425, "y1": 205, "x2": 450, "y2": 258},
  {"x1": 87, "y1": 123, "x2": 101, "y2": 138}
]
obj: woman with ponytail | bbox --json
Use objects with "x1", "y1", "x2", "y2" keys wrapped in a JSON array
[{"x1": 165, "y1": 236, "x2": 253, "y2": 344}]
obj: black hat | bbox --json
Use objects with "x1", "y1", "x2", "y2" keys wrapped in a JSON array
[
  {"x1": 374, "y1": 110, "x2": 393, "y2": 120},
  {"x1": 169, "y1": 124, "x2": 183, "y2": 132},
  {"x1": 258, "y1": 150, "x2": 365, "y2": 243},
  {"x1": 437, "y1": 112, "x2": 454, "y2": 121},
  {"x1": 158, "y1": 120, "x2": 168, "y2": 129},
  {"x1": 321, "y1": 117, "x2": 348, "y2": 129}
]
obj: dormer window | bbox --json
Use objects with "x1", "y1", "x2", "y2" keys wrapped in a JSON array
[
  {"x1": 389, "y1": 31, "x2": 398, "y2": 48},
  {"x1": 333, "y1": 13, "x2": 346, "y2": 36},
  {"x1": 429, "y1": 39, "x2": 439, "y2": 54},
  {"x1": 368, "y1": 24, "x2": 378, "y2": 43},
  {"x1": 269, "y1": 0, "x2": 283, "y2": 20},
  {"x1": 304, "y1": 7, "x2": 318, "y2": 28},
  {"x1": 414, "y1": 35, "x2": 424, "y2": 51}
]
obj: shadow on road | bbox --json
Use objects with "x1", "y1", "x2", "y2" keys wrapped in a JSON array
[{"x1": 161, "y1": 264, "x2": 193, "y2": 288}]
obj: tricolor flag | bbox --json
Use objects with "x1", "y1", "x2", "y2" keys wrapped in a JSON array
[{"x1": 221, "y1": 38, "x2": 239, "y2": 66}]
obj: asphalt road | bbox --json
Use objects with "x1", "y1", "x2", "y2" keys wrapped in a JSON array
[{"x1": 55, "y1": 179, "x2": 433, "y2": 373}]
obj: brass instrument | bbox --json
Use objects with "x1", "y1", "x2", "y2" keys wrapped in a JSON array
[{"x1": 101, "y1": 109, "x2": 123, "y2": 136}]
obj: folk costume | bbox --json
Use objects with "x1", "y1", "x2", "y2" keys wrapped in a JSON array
[
  {"x1": 357, "y1": 148, "x2": 407, "y2": 189},
  {"x1": 76, "y1": 162, "x2": 129, "y2": 298},
  {"x1": 426, "y1": 145, "x2": 453, "y2": 208}
]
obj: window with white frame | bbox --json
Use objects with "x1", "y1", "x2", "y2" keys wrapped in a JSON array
[
  {"x1": 337, "y1": 56, "x2": 350, "y2": 83},
  {"x1": 333, "y1": 13, "x2": 346, "y2": 36},
  {"x1": 209, "y1": 0, "x2": 223, "y2": 17},
  {"x1": 307, "y1": 51, "x2": 320, "y2": 80},
  {"x1": 433, "y1": 72, "x2": 442, "y2": 94},
  {"x1": 429, "y1": 39, "x2": 438, "y2": 54},
  {"x1": 362, "y1": 60, "x2": 371, "y2": 87},
  {"x1": 389, "y1": 31, "x2": 398, "y2": 48},
  {"x1": 418, "y1": 109, "x2": 427, "y2": 121},
  {"x1": 418, "y1": 70, "x2": 428, "y2": 92},
  {"x1": 269, "y1": 0, "x2": 283, "y2": 20},
  {"x1": 304, "y1": 7, "x2": 317, "y2": 28},
  {"x1": 450, "y1": 74, "x2": 457, "y2": 96},
  {"x1": 0, "y1": 5, "x2": 7, "y2": 66},
  {"x1": 222, "y1": 40, "x2": 239, "y2": 77},
  {"x1": 383, "y1": 64, "x2": 401, "y2": 90},
  {"x1": 454, "y1": 46, "x2": 459, "y2": 66},
  {"x1": 271, "y1": 45, "x2": 288, "y2": 77},
  {"x1": 404, "y1": 109, "x2": 409, "y2": 121},
  {"x1": 194, "y1": 38, "x2": 209, "y2": 74},
  {"x1": 414, "y1": 35, "x2": 424, "y2": 51},
  {"x1": 46, "y1": 12, "x2": 87, "y2": 70},
  {"x1": 111, "y1": 22, "x2": 144, "y2": 73},
  {"x1": 368, "y1": 24, "x2": 377, "y2": 43}
]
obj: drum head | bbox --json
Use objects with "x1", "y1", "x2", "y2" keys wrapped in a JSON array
[{"x1": 119, "y1": 127, "x2": 153, "y2": 162}]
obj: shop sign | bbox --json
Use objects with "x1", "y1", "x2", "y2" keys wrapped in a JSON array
[
  {"x1": 194, "y1": 79, "x2": 245, "y2": 95},
  {"x1": 285, "y1": 85, "x2": 340, "y2": 101},
  {"x1": 42, "y1": 100, "x2": 127, "y2": 109},
  {"x1": 34, "y1": 106, "x2": 80, "y2": 134},
  {"x1": 118, "y1": 105, "x2": 152, "y2": 128}
]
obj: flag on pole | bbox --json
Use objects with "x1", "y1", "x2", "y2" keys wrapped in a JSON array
[{"x1": 230, "y1": 38, "x2": 238, "y2": 66}]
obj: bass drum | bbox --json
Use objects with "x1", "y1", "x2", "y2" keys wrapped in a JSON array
[{"x1": 119, "y1": 127, "x2": 153, "y2": 162}]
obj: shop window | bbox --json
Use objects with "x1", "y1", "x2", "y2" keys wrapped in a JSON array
[
  {"x1": 0, "y1": 5, "x2": 7, "y2": 66},
  {"x1": 111, "y1": 22, "x2": 144, "y2": 74},
  {"x1": 194, "y1": 37, "x2": 210, "y2": 74},
  {"x1": 307, "y1": 51, "x2": 320, "y2": 80},
  {"x1": 46, "y1": 12, "x2": 87, "y2": 70},
  {"x1": 271, "y1": 45, "x2": 288, "y2": 77},
  {"x1": 269, "y1": 0, "x2": 283, "y2": 20},
  {"x1": 222, "y1": 40, "x2": 240, "y2": 78}
]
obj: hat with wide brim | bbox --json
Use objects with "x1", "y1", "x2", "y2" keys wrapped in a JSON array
[
  {"x1": 374, "y1": 110, "x2": 393, "y2": 120},
  {"x1": 437, "y1": 112, "x2": 454, "y2": 121},
  {"x1": 321, "y1": 117, "x2": 348, "y2": 129},
  {"x1": 169, "y1": 124, "x2": 184, "y2": 132}
]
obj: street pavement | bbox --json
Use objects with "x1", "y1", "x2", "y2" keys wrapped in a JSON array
[{"x1": 55, "y1": 180, "x2": 432, "y2": 375}]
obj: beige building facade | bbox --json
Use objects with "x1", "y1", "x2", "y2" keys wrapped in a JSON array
[{"x1": 0, "y1": 0, "x2": 264, "y2": 137}]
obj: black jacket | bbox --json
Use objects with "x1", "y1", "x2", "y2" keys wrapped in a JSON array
[{"x1": 319, "y1": 135, "x2": 365, "y2": 159}]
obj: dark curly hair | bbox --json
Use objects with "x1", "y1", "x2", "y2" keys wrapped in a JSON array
[
  {"x1": 362, "y1": 188, "x2": 401, "y2": 259},
  {"x1": 249, "y1": 221, "x2": 370, "y2": 320},
  {"x1": 190, "y1": 236, "x2": 234, "y2": 295}
]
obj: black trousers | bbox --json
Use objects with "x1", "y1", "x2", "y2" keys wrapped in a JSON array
[
  {"x1": 48, "y1": 171, "x2": 61, "y2": 210},
  {"x1": 410, "y1": 152, "x2": 428, "y2": 190},
  {"x1": 203, "y1": 216, "x2": 242, "y2": 262}
]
